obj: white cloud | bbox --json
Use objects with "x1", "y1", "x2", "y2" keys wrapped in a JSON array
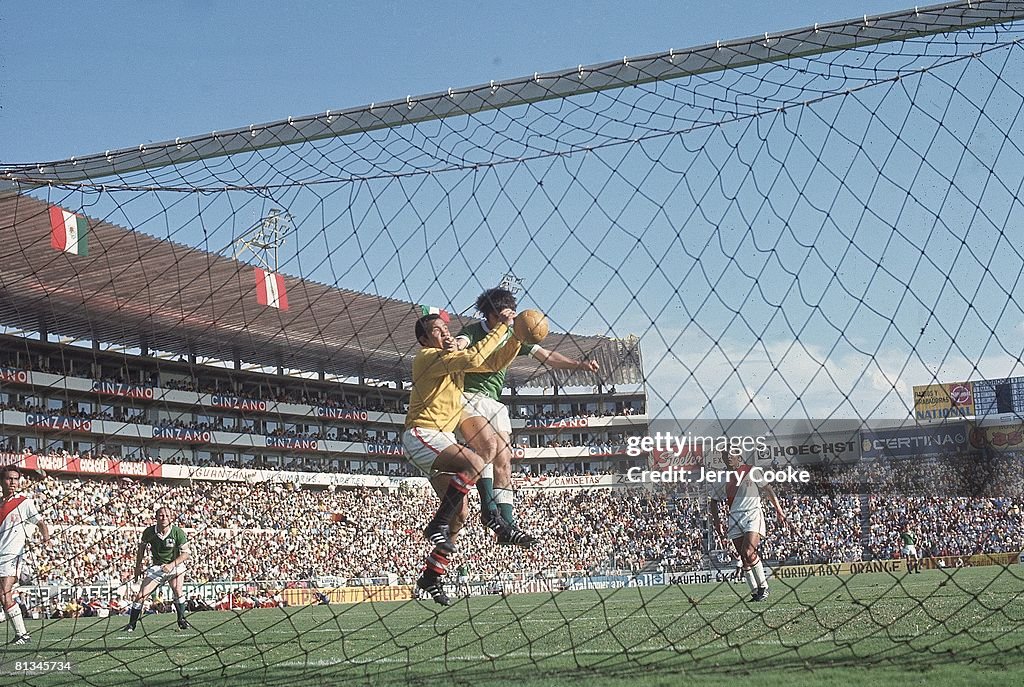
[{"x1": 640, "y1": 328, "x2": 1022, "y2": 421}]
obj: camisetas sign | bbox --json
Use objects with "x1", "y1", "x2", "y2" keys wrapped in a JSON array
[
  {"x1": 860, "y1": 422, "x2": 969, "y2": 458},
  {"x1": 510, "y1": 473, "x2": 609, "y2": 489}
]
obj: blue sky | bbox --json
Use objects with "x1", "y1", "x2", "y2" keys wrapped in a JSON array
[
  {"x1": 4, "y1": 2, "x2": 1024, "y2": 421},
  {"x1": 3, "y1": 1, "x2": 916, "y2": 162}
]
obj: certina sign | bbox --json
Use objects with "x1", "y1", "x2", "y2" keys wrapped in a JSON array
[
  {"x1": 210, "y1": 395, "x2": 267, "y2": 412},
  {"x1": 860, "y1": 423, "x2": 968, "y2": 458},
  {"x1": 91, "y1": 381, "x2": 155, "y2": 400}
]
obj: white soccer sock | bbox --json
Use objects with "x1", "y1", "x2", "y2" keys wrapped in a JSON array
[
  {"x1": 494, "y1": 488, "x2": 514, "y2": 505},
  {"x1": 6, "y1": 604, "x2": 27, "y2": 636},
  {"x1": 744, "y1": 569, "x2": 757, "y2": 592},
  {"x1": 481, "y1": 463, "x2": 494, "y2": 480},
  {"x1": 752, "y1": 561, "x2": 768, "y2": 589}
]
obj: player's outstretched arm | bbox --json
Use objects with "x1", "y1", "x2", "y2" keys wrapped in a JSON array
[
  {"x1": 470, "y1": 335, "x2": 522, "y2": 373},
  {"x1": 532, "y1": 346, "x2": 599, "y2": 373}
]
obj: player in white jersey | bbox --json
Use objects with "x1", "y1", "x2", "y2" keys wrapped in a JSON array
[
  {"x1": 709, "y1": 451, "x2": 790, "y2": 602},
  {"x1": 0, "y1": 467, "x2": 50, "y2": 645}
]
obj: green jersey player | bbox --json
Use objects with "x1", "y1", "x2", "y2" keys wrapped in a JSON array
[
  {"x1": 125, "y1": 507, "x2": 191, "y2": 633},
  {"x1": 901, "y1": 525, "x2": 921, "y2": 574},
  {"x1": 456, "y1": 287, "x2": 599, "y2": 545}
]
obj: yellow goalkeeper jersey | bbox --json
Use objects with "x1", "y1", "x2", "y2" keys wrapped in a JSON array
[{"x1": 405, "y1": 322, "x2": 519, "y2": 433}]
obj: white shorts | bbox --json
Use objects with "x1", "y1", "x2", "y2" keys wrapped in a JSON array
[
  {"x1": 726, "y1": 509, "x2": 766, "y2": 540},
  {"x1": 0, "y1": 554, "x2": 22, "y2": 578},
  {"x1": 402, "y1": 428, "x2": 458, "y2": 476},
  {"x1": 902, "y1": 545, "x2": 918, "y2": 558},
  {"x1": 458, "y1": 575, "x2": 470, "y2": 585},
  {"x1": 462, "y1": 393, "x2": 512, "y2": 435},
  {"x1": 144, "y1": 563, "x2": 187, "y2": 585}
]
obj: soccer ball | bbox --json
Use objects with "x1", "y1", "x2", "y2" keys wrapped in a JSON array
[{"x1": 514, "y1": 309, "x2": 548, "y2": 344}]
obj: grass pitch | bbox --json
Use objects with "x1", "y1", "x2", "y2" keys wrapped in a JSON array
[{"x1": 1, "y1": 566, "x2": 1021, "y2": 686}]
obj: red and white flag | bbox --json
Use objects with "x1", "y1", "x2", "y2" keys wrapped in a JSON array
[
  {"x1": 49, "y1": 206, "x2": 89, "y2": 256},
  {"x1": 255, "y1": 267, "x2": 288, "y2": 310}
]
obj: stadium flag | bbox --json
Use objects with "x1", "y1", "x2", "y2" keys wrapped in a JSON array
[
  {"x1": 255, "y1": 267, "x2": 289, "y2": 310},
  {"x1": 419, "y1": 305, "x2": 450, "y2": 323},
  {"x1": 48, "y1": 206, "x2": 89, "y2": 256}
]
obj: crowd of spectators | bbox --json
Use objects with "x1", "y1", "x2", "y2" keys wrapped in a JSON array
[
  {"x1": 14, "y1": 455, "x2": 1021, "y2": 589},
  {"x1": 26, "y1": 478, "x2": 687, "y2": 585},
  {"x1": 0, "y1": 355, "x2": 408, "y2": 414},
  {"x1": 518, "y1": 407, "x2": 645, "y2": 422},
  {"x1": 527, "y1": 436, "x2": 641, "y2": 451}
]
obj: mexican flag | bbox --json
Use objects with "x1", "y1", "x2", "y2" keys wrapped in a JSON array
[
  {"x1": 49, "y1": 206, "x2": 89, "y2": 256},
  {"x1": 419, "y1": 305, "x2": 450, "y2": 322},
  {"x1": 255, "y1": 267, "x2": 289, "y2": 310}
]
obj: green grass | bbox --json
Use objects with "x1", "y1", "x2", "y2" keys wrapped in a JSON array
[{"x1": 2, "y1": 565, "x2": 1022, "y2": 686}]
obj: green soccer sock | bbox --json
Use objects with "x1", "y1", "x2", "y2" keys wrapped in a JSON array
[
  {"x1": 495, "y1": 487, "x2": 516, "y2": 525},
  {"x1": 477, "y1": 463, "x2": 497, "y2": 517}
]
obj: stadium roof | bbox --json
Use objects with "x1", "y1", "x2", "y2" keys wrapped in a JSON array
[{"x1": 0, "y1": 193, "x2": 643, "y2": 388}]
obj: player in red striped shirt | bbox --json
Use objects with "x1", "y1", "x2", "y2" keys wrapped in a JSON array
[
  {"x1": 0, "y1": 467, "x2": 50, "y2": 645},
  {"x1": 709, "y1": 451, "x2": 790, "y2": 602}
]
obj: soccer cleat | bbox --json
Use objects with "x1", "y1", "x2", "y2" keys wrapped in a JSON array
[
  {"x1": 483, "y1": 511, "x2": 537, "y2": 548},
  {"x1": 496, "y1": 528, "x2": 537, "y2": 548},
  {"x1": 11, "y1": 634, "x2": 30, "y2": 645},
  {"x1": 417, "y1": 575, "x2": 452, "y2": 606},
  {"x1": 177, "y1": 619, "x2": 192, "y2": 630},
  {"x1": 423, "y1": 520, "x2": 455, "y2": 554},
  {"x1": 751, "y1": 587, "x2": 770, "y2": 602},
  {"x1": 124, "y1": 625, "x2": 136, "y2": 633}
]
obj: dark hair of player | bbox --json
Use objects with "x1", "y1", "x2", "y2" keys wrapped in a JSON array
[
  {"x1": 476, "y1": 288, "x2": 517, "y2": 317},
  {"x1": 1, "y1": 466, "x2": 21, "y2": 479},
  {"x1": 415, "y1": 314, "x2": 442, "y2": 343}
]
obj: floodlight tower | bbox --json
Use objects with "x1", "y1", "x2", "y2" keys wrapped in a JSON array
[{"x1": 235, "y1": 208, "x2": 292, "y2": 271}]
